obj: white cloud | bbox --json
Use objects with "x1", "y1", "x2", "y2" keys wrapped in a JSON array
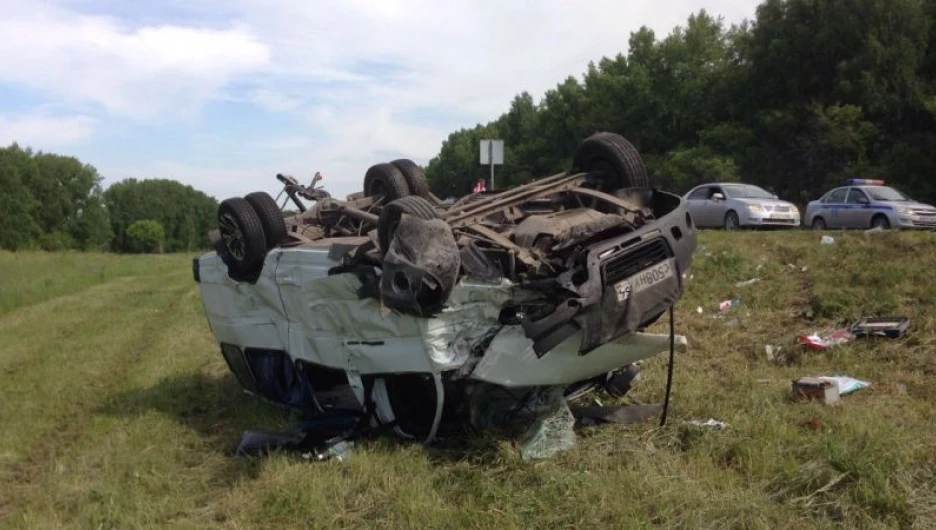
[
  {"x1": 0, "y1": 2, "x2": 270, "y2": 120},
  {"x1": 248, "y1": 88, "x2": 304, "y2": 113},
  {"x1": 2, "y1": 0, "x2": 760, "y2": 199},
  {"x1": 0, "y1": 114, "x2": 96, "y2": 148},
  {"x1": 211, "y1": 0, "x2": 758, "y2": 184}
]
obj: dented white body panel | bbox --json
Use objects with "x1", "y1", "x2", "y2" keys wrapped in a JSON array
[{"x1": 196, "y1": 246, "x2": 685, "y2": 387}]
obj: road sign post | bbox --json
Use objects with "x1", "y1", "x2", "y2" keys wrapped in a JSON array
[{"x1": 479, "y1": 139, "x2": 503, "y2": 191}]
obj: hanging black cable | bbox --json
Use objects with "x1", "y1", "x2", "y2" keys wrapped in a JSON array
[{"x1": 659, "y1": 306, "x2": 676, "y2": 427}]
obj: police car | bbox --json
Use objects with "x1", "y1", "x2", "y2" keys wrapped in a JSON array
[{"x1": 804, "y1": 179, "x2": 936, "y2": 230}]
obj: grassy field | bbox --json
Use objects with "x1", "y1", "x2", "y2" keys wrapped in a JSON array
[{"x1": 1, "y1": 231, "x2": 935, "y2": 529}]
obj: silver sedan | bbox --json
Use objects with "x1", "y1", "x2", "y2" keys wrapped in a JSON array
[
  {"x1": 804, "y1": 180, "x2": 936, "y2": 230},
  {"x1": 683, "y1": 183, "x2": 801, "y2": 230}
]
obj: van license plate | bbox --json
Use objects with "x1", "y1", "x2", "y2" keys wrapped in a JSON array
[{"x1": 613, "y1": 259, "x2": 675, "y2": 303}]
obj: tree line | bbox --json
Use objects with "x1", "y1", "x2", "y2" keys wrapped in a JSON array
[
  {"x1": 0, "y1": 144, "x2": 217, "y2": 253},
  {"x1": 425, "y1": 0, "x2": 936, "y2": 207}
]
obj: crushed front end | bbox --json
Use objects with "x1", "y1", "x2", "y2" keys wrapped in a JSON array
[{"x1": 194, "y1": 132, "x2": 697, "y2": 457}]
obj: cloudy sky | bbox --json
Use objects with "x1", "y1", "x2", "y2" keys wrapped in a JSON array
[{"x1": 0, "y1": 0, "x2": 759, "y2": 201}]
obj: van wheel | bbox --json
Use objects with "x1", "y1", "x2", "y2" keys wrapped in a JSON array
[
  {"x1": 217, "y1": 197, "x2": 267, "y2": 277},
  {"x1": 364, "y1": 163, "x2": 410, "y2": 204},
  {"x1": 572, "y1": 132, "x2": 649, "y2": 191},
  {"x1": 244, "y1": 191, "x2": 288, "y2": 249},
  {"x1": 391, "y1": 159, "x2": 432, "y2": 199}
]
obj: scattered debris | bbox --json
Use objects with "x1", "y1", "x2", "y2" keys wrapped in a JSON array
[
  {"x1": 235, "y1": 412, "x2": 360, "y2": 458},
  {"x1": 792, "y1": 306, "x2": 815, "y2": 320},
  {"x1": 304, "y1": 440, "x2": 355, "y2": 463},
  {"x1": 792, "y1": 377, "x2": 840, "y2": 404},
  {"x1": 718, "y1": 299, "x2": 741, "y2": 313},
  {"x1": 799, "y1": 417, "x2": 822, "y2": 430},
  {"x1": 765, "y1": 344, "x2": 780, "y2": 361},
  {"x1": 685, "y1": 418, "x2": 728, "y2": 430},
  {"x1": 792, "y1": 376, "x2": 870, "y2": 404},
  {"x1": 696, "y1": 306, "x2": 704, "y2": 314},
  {"x1": 723, "y1": 318, "x2": 740, "y2": 328},
  {"x1": 801, "y1": 265, "x2": 808, "y2": 273},
  {"x1": 571, "y1": 403, "x2": 662, "y2": 426},
  {"x1": 864, "y1": 226, "x2": 885, "y2": 235},
  {"x1": 827, "y1": 376, "x2": 871, "y2": 395},
  {"x1": 235, "y1": 430, "x2": 304, "y2": 457},
  {"x1": 603, "y1": 364, "x2": 642, "y2": 397},
  {"x1": 821, "y1": 235, "x2": 836, "y2": 245},
  {"x1": 797, "y1": 329, "x2": 854, "y2": 350},
  {"x1": 734, "y1": 278, "x2": 761, "y2": 287},
  {"x1": 850, "y1": 317, "x2": 910, "y2": 339}
]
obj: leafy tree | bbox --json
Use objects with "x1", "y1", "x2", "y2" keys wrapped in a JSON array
[
  {"x1": 425, "y1": 1, "x2": 936, "y2": 207},
  {"x1": 0, "y1": 145, "x2": 41, "y2": 250},
  {"x1": 125, "y1": 219, "x2": 165, "y2": 254},
  {"x1": 104, "y1": 178, "x2": 217, "y2": 253}
]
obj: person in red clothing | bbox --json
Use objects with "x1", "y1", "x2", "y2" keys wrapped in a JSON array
[{"x1": 473, "y1": 178, "x2": 487, "y2": 193}]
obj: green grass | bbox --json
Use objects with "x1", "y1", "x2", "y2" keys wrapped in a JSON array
[
  {"x1": 0, "y1": 251, "x2": 188, "y2": 316},
  {"x1": 1, "y1": 232, "x2": 936, "y2": 529}
]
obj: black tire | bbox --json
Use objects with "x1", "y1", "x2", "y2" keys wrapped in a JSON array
[
  {"x1": 217, "y1": 197, "x2": 267, "y2": 276},
  {"x1": 378, "y1": 196, "x2": 441, "y2": 255},
  {"x1": 391, "y1": 159, "x2": 431, "y2": 199},
  {"x1": 572, "y1": 132, "x2": 649, "y2": 191},
  {"x1": 364, "y1": 163, "x2": 410, "y2": 203},
  {"x1": 811, "y1": 217, "x2": 826, "y2": 230},
  {"x1": 871, "y1": 215, "x2": 890, "y2": 229},
  {"x1": 244, "y1": 191, "x2": 288, "y2": 249},
  {"x1": 724, "y1": 211, "x2": 740, "y2": 230}
]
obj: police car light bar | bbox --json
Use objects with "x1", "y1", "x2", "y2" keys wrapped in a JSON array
[{"x1": 846, "y1": 178, "x2": 884, "y2": 186}]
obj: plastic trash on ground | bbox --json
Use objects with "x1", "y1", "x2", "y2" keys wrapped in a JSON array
[
  {"x1": 797, "y1": 329, "x2": 854, "y2": 350},
  {"x1": 718, "y1": 298, "x2": 740, "y2": 313},
  {"x1": 304, "y1": 440, "x2": 354, "y2": 462},
  {"x1": 685, "y1": 418, "x2": 728, "y2": 429},
  {"x1": 821, "y1": 376, "x2": 870, "y2": 395},
  {"x1": 734, "y1": 278, "x2": 760, "y2": 287},
  {"x1": 765, "y1": 344, "x2": 780, "y2": 361},
  {"x1": 821, "y1": 235, "x2": 835, "y2": 245}
]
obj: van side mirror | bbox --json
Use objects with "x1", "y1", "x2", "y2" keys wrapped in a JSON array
[{"x1": 711, "y1": 192, "x2": 725, "y2": 201}]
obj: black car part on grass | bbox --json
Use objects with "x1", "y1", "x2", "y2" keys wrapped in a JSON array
[{"x1": 850, "y1": 317, "x2": 910, "y2": 338}]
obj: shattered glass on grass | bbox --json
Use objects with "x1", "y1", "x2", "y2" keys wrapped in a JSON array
[{"x1": 468, "y1": 383, "x2": 577, "y2": 460}]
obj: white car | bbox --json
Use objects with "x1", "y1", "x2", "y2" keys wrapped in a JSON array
[{"x1": 684, "y1": 182, "x2": 801, "y2": 229}]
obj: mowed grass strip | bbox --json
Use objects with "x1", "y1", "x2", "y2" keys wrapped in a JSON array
[
  {"x1": 1, "y1": 231, "x2": 935, "y2": 529},
  {"x1": 0, "y1": 251, "x2": 187, "y2": 316}
]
